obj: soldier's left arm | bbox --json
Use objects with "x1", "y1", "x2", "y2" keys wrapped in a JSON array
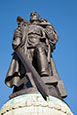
[{"x1": 45, "y1": 25, "x2": 59, "y2": 51}]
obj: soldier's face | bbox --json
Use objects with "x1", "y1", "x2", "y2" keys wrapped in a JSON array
[
  {"x1": 30, "y1": 12, "x2": 40, "y2": 22},
  {"x1": 31, "y1": 15, "x2": 38, "y2": 21}
]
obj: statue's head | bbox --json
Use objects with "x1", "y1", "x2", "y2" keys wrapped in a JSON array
[
  {"x1": 40, "y1": 18, "x2": 48, "y2": 23},
  {"x1": 30, "y1": 11, "x2": 40, "y2": 23}
]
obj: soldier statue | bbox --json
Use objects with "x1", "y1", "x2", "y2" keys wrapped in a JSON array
[{"x1": 5, "y1": 12, "x2": 67, "y2": 100}]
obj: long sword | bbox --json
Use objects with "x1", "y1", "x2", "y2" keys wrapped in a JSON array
[{"x1": 15, "y1": 48, "x2": 49, "y2": 98}]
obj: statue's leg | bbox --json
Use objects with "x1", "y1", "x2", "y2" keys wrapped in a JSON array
[
  {"x1": 34, "y1": 45, "x2": 50, "y2": 77},
  {"x1": 13, "y1": 49, "x2": 35, "y2": 93}
]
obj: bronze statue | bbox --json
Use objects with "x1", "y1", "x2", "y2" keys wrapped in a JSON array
[{"x1": 5, "y1": 12, "x2": 67, "y2": 100}]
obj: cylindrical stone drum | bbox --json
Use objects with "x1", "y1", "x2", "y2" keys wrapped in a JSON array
[{"x1": 0, "y1": 94, "x2": 73, "y2": 115}]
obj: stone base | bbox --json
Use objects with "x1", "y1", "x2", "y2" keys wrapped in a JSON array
[{"x1": 0, "y1": 94, "x2": 73, "y2": 115}]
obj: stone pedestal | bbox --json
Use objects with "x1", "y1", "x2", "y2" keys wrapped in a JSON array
[{"x1": 0, "y1": 94, "x2": 73, "y2": 115}]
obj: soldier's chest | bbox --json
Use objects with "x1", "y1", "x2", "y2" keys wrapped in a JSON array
[{"x1": 28, "y1": 25, "x2": 43, "y2": 33}]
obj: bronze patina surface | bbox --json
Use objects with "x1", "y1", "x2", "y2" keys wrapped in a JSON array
[{"x1": 5, "y1": 12, "x2": 67, "y2": 100}]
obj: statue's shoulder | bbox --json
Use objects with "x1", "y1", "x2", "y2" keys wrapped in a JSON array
[
  {"x1": 17, "y1": 16, "x2": 30, "y2": 25},
  {"x1": 16, "y1": 16, "x2": 31, "y2": 31}
]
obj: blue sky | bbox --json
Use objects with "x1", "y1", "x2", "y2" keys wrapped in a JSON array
[{"x1": 0, "y1": 0, "x2": 77, "y2": 114}]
